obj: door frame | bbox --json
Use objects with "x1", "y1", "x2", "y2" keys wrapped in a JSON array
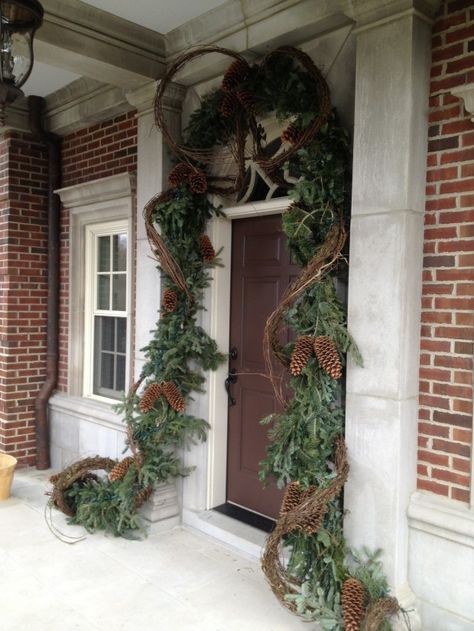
[{"x1": 205, "y1": 196, "x2": 290, "y2": 510}]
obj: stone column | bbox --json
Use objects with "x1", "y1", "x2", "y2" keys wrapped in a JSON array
[
  {"x1": 126, "y1": 81, "x2": 185, "y2": 527},
  {"x1": 344, "y1": 2, "x2": 439, "y2": 627}
]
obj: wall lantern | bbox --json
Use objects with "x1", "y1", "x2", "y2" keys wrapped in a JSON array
[{"x1": 0, "y1": 0, "x2": 43, "y2": 124}]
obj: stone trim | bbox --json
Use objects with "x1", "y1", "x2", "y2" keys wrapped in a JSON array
[
  {"x1": 451, "y1": 85, "x2": 474, "y2": 124},
  {"x1": 50, "y1": 391, "x2": 125, "y2": 432},
  {"x1": 408, "y1": 492, "x2": 474, "y2": 549},
  {"x1": 55, "y1": 172, "x2": 136, "y2": 209}
]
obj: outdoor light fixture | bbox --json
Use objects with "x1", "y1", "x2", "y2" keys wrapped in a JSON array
[{"x1": 0, "y1": 0, "x2": 43, "y2": 124}]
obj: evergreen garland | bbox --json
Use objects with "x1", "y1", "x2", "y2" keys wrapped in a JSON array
[{"x1": 50, "y1": 46, "x2": 397, "y2": 630}]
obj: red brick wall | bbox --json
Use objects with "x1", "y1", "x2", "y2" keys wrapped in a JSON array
[
  {"x1": 57, "y1": 111, "x2": 137, "y2": 392},
  {"x1": 418, "y1": 0, "x2": 473, "y2": 503},
  {"x1": 0, "y1": 132, "x2": 48, "y2": 466}
]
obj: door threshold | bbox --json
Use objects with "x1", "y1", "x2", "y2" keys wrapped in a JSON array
[
  {"x1": 213, "y1": 503, "x2": 275, "y2": 533},
  {"x1": 182, "y1": 507, "x2": 269, "y2": 561}
]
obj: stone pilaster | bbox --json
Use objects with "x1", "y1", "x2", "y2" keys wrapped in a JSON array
[{"x1": 344, "y1": 1, "x2": 440, "y2": 628}]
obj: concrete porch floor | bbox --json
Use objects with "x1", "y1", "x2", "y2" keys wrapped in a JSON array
[{"x1": 1, "y1": 468, "x2": 310, "y2": 631}]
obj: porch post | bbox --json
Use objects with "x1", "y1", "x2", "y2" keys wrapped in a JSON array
[
  {"x1": 126, "y1": 81, "x2": 185, "y2": 526},
  {"x1": 344, "y1": 1, "x2": 440, "y2": 626}
]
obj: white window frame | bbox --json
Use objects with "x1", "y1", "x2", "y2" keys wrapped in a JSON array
[
  {"x1": 83, "y1": 219, "x2": 132, "y2": 403},
  {"x1": 55, "y1": 172, "x2": 135, "y2": 408}
]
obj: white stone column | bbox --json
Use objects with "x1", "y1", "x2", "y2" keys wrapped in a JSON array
[
  {"x1": 126, "y1": 81, "x2": 185, "y2": 526},
  {"x1": 344, "y1": 2, "x2": 439, "y2": 627}
]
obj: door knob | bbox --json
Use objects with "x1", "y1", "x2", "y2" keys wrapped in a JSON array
[{"x1": 225, "y1": 368, "x2": 238, "y2": 406}]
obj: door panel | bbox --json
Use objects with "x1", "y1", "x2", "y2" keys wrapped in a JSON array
[{"x1": 227, "y1": 215, "x2": 298, "y2": 519}]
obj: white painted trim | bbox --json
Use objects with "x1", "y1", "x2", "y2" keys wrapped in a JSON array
[
  {"x1": 408, "y1": 491, "x2": 474, "y2": 549},
  {"x1": 205, "y1": 197, "x2": 290, "y2": 510},
  {"x1": 83, "y1": 219, "x2": 132, "y2": 404}
]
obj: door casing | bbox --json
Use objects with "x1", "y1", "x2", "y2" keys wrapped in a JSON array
[{"x1": 205, "y1": 197, "x2": 289, "y2": 510}]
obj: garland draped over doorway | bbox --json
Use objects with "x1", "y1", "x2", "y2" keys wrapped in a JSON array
[{"x1": 49, "y1": 46, "x2": 398, "y2": 631}]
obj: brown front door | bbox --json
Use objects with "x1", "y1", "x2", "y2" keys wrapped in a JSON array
[{"x1": 227, "y1": 214, "x2": 298, "y2": 519}]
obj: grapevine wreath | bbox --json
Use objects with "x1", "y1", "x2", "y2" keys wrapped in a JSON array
[{"x1": 49, "y1": 46, "x2": 399, "y2": 630}]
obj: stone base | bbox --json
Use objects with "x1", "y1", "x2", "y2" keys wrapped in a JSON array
[{"x1": 140, "y1": 481, "x2": 180, "y2": 523}]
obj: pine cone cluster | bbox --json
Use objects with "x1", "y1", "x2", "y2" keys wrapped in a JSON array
[
  {"x1": 280, "y1": 481, "x2": 302, "y2": 516},
  {"x1": 108, "y1": 456, "x2": 134, "y2": 482},
  {"x1": 168, "y1": 162, "x2": 192, "y2": 187},
  {"x1": 219, "y1": 92, "x2": 239, "y2": 118},
  {"x1": 281, "y1": 124, "x2": 302, "y2": 145},
  {"x1": 199, "y1": 235, "x2": 216, "y2": 262},
  {"x1": 222, "y1": 59, "x2": 250, "y2": 92},
  {"x1": 134, "y1": 485, "x2": 153, "y2": 508},
  {"x1": 236, "y1": 89, "x2": 256, "y2": 114},
  {"x1": 162, "y1": 288, "x2": 178, "y2": 313},
  {"x1": 342, "y1": 578, "x2": 365, "y2": 631},
  {"x1": 139, "y1": 382, "x2": 163, "y2": 413},
  {"x1": 290, "y1": 336, "x2": 314, "y2": 376},
  {"x1": 314, "y1": 336, "x2": 342, "y2": 379},
  {"x1": 162, "y1": 381, "x2": 186, "y2": 412},
  {"x1": 189, "y1": 170, "x2": 208, "y2": 194}
]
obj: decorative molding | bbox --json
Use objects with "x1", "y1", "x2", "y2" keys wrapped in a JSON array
[
  {"x1": 126, "y1": 81, "x2": 186, "y2": 116},
  {"x1": 344, "y1": 0, "x2": 440, "y2": 29},
  {"x1": 452, "y1": 84, "x2": 474, "y2": 124},
  {"x1": 55, "y1": 172, "x2": 136, "y2": 209},
  {"x1": 408, "y1": 491, "x2": 474, "y2": 548},
  {"x1": 45, "y1": 77, "x2": 132, "y2": 135}
]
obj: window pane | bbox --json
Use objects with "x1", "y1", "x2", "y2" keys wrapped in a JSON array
[
  {"x1": 113, "y1": 233, "x2": 127, "y2": 272},
  {"x1": 97, "y1": 275, "x2": 110, "y2": 310},
  {"x1": 99, "y1": 316, "x2": 114, "y2": 351},
  {"x1": 117, "y1": 317, "x2": 126, "y2": 354},
  {"x1": 100, "y1": 353, "x2": 114, "y2": 390},
  {"x1": 112, "y1": 274, "x2": 126, "y2": 311},
  {"x1": 116, "y1": 355, "x2": 126, "y2": 391},
  {"x1": 98, "y1": 236, "x2": 110, "y2": 272}
]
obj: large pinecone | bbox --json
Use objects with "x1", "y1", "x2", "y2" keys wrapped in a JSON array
[
  {"x1": 134, "y1": 485, "x2": 153, "y2": 508},
  {"x1": 281, "y1": 124, "x2": 302, "y2": 145},
  {"x1": 139, "y1": 382, "x2": 163, "y2": 413},
  {"x1": 280, "y1": 481, "x2": 302, "y2": 516},
  {"x1": 290, "y1": 336, "x2": 314, "y2": 376},
  {"x1": 235, "y1": 89, "x2": 256, "y2": 114},
  {"x1": 162, "y1": 288, "x2": 178, "y2": 313},
  {"x1": 342, "y1": 578, "x2": 365, "y2": 631},
  {"x1": 219, "y1": 92, "x2": 239, "y2": 118},
  {"x1": 222, "y1": 59, "x2": 250, "y2": 92},
  {"x1": 169, "y1": 162, "x2": 191, "y2": 187},
  {"x1": 162, "y1": 381, "x2": 186, "y2": 412},
  {"x1": 314, "y1": 336, "x2": 342, "y2": 379},
  {"x1": 189, "y1": 170, "x2": 208, "y2": 194},
  {"x1": 199, "y1": 235, "x2": 216, "y2": 262},
  {"x1": 108, "y1": 456, "x2": 134, "y2": 482}
]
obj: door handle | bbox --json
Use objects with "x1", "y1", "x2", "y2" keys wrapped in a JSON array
[{"x1": 225, "y1": 368, "x2": 238, "y2": 406}]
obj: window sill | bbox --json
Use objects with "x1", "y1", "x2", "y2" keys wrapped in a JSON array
[
  {"x1": 408, "y1": 491, "x2": 474, "y2": 548},
  {"x1": 49, "y1": 391, "x2": 126, "y2": 432}
]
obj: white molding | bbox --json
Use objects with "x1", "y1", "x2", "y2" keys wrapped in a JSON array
[
  {"x1": 452, "y1": 85, "x2": 474, "y2": 124},
  {"x1": 126, "y1": 81, "x2": 186, "y2": 116},
  {"x1": 55, "y1": 172, "x2": 136, "y2": 209},
  {"x1": 49, "y1": 391, "x2": 125, "y2": 432},
  {"x1": 408, "y1": 492, "x2": 474, "y2": 548}
]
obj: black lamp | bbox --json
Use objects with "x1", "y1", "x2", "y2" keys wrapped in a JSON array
[{"x1": 0, "y1": 0, "x2": 43, "y2": 124}]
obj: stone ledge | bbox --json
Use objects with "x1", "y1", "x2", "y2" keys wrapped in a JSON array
[
  {"x1": 49, "y1": 391, "x2": 125, "y2": 433},
  {"x1": 55, "y1": 172, "x2": 136, "y2": 209},
  {"x1": 408, "y1": 491, "x2": 474, "y2": 548}
]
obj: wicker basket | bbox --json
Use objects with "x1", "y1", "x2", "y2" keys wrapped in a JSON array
[{"x1": 0, "y1": 453, "x2": 17, "y2": 500}]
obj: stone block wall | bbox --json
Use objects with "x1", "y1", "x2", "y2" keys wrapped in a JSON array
[
  {"x1": 0, "y1": 132, "x2": 48, "y2": 466},
  {"x1": 418, "y1": 0, "x2": 473, "y2": 503},
  {"x1": 58, "y1": 111, "x2": 137, "y2": 392}
]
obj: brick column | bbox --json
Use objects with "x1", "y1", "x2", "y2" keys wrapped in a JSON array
[{"x1": 0, "y1": 132, "x2": 48, "y2": 466}]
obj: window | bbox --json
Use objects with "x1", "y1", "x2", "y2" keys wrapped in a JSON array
[{"x1": 84, "y1": 220, "x2": 130, "y2": 401}]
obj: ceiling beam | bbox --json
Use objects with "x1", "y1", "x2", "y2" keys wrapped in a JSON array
[{"x1": 36, "y1": 0, "x2": 166, "y2": 89}]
